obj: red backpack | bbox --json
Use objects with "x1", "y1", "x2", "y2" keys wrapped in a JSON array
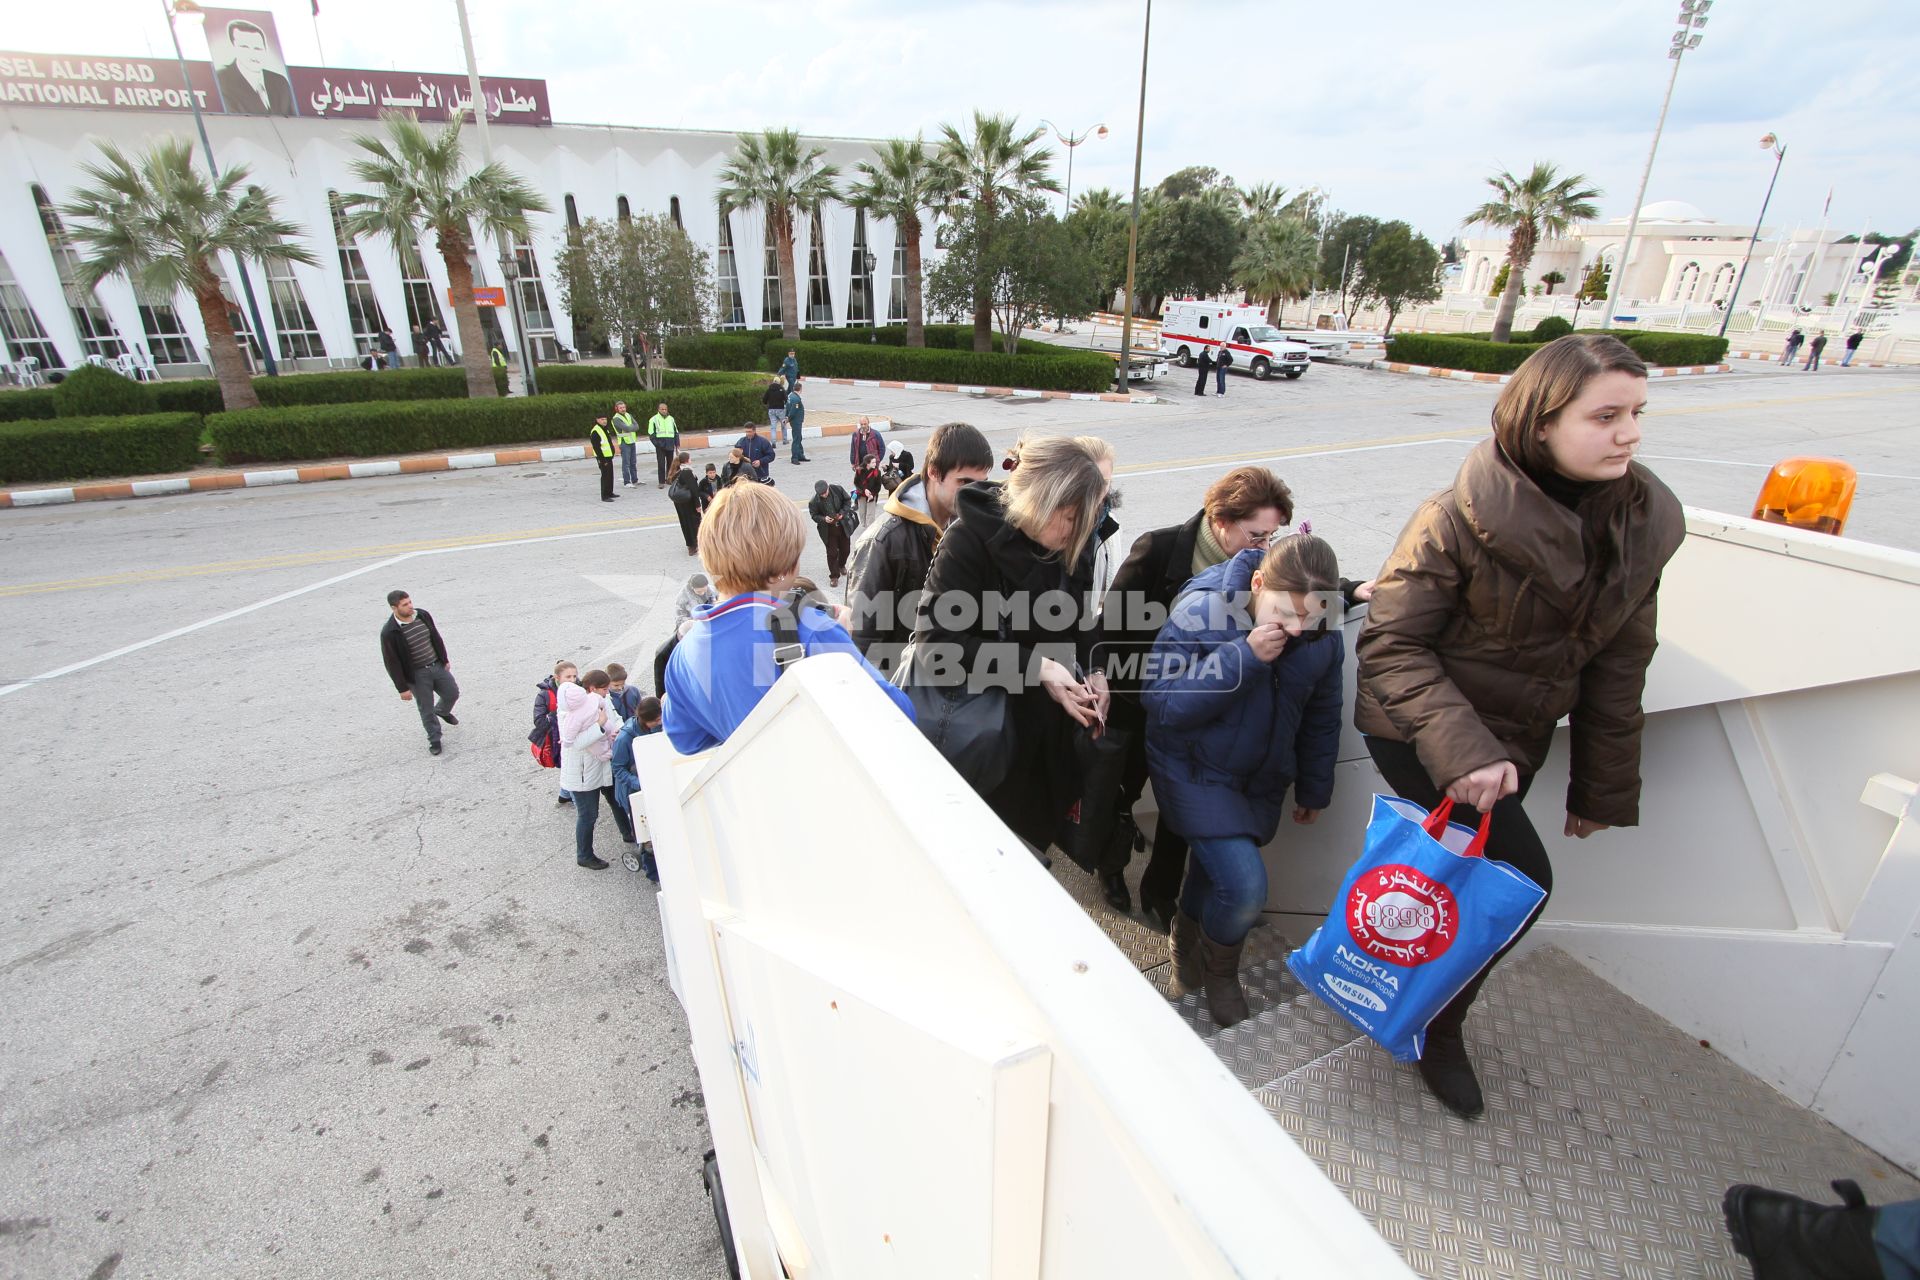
[{"x1": 528, "y1": 687, "x2": 560, "y2": 768}]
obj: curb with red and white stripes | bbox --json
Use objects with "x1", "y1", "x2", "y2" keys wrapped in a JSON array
[
  {"x1": 1371, "y1": 360, "x2": 1732, "y2": 386},
  {"x1": 1727, "y1": 350, "x2": 1902, "y2": 369},
  {"x1": 0, "y1": 415, "x2": 892, "y2": 510},
  {"x1": 807, "y1": 375, "x2": 1153, "y2": 404}
]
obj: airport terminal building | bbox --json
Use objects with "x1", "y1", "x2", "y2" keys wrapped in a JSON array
[{"x1": 0, "y1": 36, "x2": 915, "y2": 378}]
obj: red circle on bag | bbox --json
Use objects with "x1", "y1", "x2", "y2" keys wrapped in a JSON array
[{"x1": 1347, "y1": 863, "x2": 1458, "y2": 966}]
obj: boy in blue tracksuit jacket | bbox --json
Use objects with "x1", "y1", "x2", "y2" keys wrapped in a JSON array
[
  {"x1": 1142, "y1": 535, "x2": 1345, "y2": 1028},
  {"x1": 611, "y1": 695, "x2": 664, "y2": 878},
  {"x1": 663, "y1": 481, "x2": 911, "y2": 754}
]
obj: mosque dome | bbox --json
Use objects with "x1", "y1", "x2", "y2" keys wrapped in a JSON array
[{"x1": 1627, "y1": 199, "x2": 1713, "y2": 224}]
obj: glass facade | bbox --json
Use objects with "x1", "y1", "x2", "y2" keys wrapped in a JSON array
[
  {"x1": 846, "y1": 209, "x2": 873, "y2": 326},
  {"x1": 0, "y1": 248, "x2": 62, "y2": 369},
  {"x1": 265, "y1": 255, "x2": 326, "y2": 361},
  {"x1": 888, "y1": 221, "x2": 909, "y2": 323},
  {"x1": 31, "y1": 184, "x2": 125, "y2": 360},
  {"x1": 396, "y1": 235, "x2": 449, "y2": 339},
  {"x1": 512, "y1": 234, "x2": 558, "y2": 359},
  {"x1": 805, "y1": 208, "x2": 833, "y2": 324},
  {"x1": 328, "y1": 193, "x2": 387, "y2": 357},
  {"x1": 134, "y1": 284, "x2": 199, "y2": 366},
  {"x1": 715, "y1": 208, "x2": 746, "y2": 330},
  {"x1": 761, "y1": 218, "x2": 783, "y2": 330}
]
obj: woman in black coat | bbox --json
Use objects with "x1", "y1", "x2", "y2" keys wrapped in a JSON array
[
  {"x1": 910, "y1": 434, "x2": 1115, "y2": 850},
  {"x1": 1100, "y1": 466, "x2": 1297, "y2": 928}
]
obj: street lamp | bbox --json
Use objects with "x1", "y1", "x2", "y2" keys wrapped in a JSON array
[
  {"x1": 1041, "y1": 120, "x2": 1108, "y2": 216},
  {"x1": 1599, "y1": 0, "x2": 1710, "y2": 330},
  {"x1": 162, "y1": 0, "x2": 278, "y2": 376},
  {"x1": 863, "y1": 249, "x2": 879, "y2": 340},
  {"x1": 1116, "y1": 3, "x2": 1151, "y2": 393},
  {"x1": 1719, "y1": 133, "x2": 1788, "y2": 339}
]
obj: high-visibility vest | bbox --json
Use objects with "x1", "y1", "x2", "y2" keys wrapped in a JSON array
[
  {"x1": 588, "y1": 423, "x2": 615, "y2": 458},
  {"x1": 490, "y1": 347, "x2": 507, "y2": 368},
  {"x1": 647, "y1": 413, "x2": 678, "y2": 440},
  {"x1": 612, "y1": 412, "x2": 639, "y2": 444}
]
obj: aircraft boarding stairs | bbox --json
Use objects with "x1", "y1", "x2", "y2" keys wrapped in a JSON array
[{"x1": 646, "y1": 509, "x2": 1920, "y2": 1278}]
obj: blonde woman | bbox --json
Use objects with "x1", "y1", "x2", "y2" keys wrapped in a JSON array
[{"x1": 909, "y1": 433, "x2": 1114, "y2": 849}]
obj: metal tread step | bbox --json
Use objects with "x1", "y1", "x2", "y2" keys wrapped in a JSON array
[{"x1": 1050, "y1": 856, "x2": 1920, "y2": 1278}]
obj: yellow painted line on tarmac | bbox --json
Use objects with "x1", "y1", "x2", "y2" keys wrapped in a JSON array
[{"x1": 0, "y1": 513, "x2": 676, "y2": 600}]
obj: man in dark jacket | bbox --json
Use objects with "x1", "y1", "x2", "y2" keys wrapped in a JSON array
[
  {"x1": 808, "y1": 480, "x2": 856, "y2": 587},
  {"x1": 762, "y1": 377, "x2": 790, "y2": 443},
  {"x1": 845, "y1": 422, "x2": 993, "y2": 661},
  {"x1": 423, "y1": 318, "x2": 451, "y2": 366},
  {"x1": 380, "y1": 590, "x2": 459, "y2": 756},
  {"x1": 410, "y1": 325, "x2": 429, "y2": 369},
  {"x1": 1193, "y1": 345, "x2": 1215, "y2": 396},
  {"x1": 736, "y1": 425, "x2": 776, "y2": 482},
  {"x1": 376, "y1": 326, "x2": 399, "y2": 370}
]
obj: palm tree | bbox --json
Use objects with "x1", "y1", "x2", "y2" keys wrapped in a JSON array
[
  {"x1": 339, "y1": 112, "x2": 549, "y2": 398},
  {"x1": 1235, "y1": 215, "x2": 1318, "y2": 325},
  {"x1": 1072, "y1": 188, "x2": 1125, "y2": 218},
  {"x1": 61, "y1": 138, "x2": 314, "y2": 412},
  {"x1": 931, "y1": 111, "x2": 1060, "y2": 352},
  {"x1": 1540, "y1": 269, "x2": 1567, "y2": 295},
  {"x1": 1465, "y1": 162, "x2": 1602, "y2": 342},
  {"x1": 1239, "y1": 181, "x2": 1290, "y2": 222},
  {"x1": 848, "y1": 137, "x2": 937, "y2": 347},
  {"x1": 717, "y1": 128, "x2": 841, "y2": 342}
]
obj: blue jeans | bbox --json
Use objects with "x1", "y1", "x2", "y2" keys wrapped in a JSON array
[
  {"x1": 1841, "y1": 348, "x2": 1857, "y2": 366},
  {"x1": 620, "y1": 441, "x2": 638, "y2": 485},
  {"x1": 768, "y1": 408, "x2": 787, "y2": 441},
  {"x1": 1881, "y1": 1199, "x2": 1920, "y2": 1280},
  {"x1": 1177, "y1": 833, "x2": 1268, "y2": 945},
  {"x1": 573, "y1": 784, "x2": 634, "y2": 863},
  {"x1": 1215, "y1": 364, "x2": 1228, "y2": 393}
]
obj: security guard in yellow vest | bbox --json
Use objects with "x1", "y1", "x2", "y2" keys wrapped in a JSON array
[
  {"x1": 612, "y1": 401, "x2": 641, "y2": 488},
  {"x1": 588, "y1": 414, "x2": 619, "y2": 503},
  {"x1": 646, "y1": 401, "x2": 679, "y2": 488}
]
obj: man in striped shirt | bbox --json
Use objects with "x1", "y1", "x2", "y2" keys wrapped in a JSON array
[{"x1": 380, "y1": 590, "x2": 460, "y2": 756}]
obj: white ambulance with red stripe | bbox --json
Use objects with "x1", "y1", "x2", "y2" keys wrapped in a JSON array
[{"x1": 1158, "y1": 300, "x2": 1312, "y2": 381}]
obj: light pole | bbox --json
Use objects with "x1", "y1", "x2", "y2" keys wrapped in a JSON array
[
  {"x1": 863, "y1": 249, "x2": 878, "y2": 339},
  {"x1": 1116, "y1": 3, "x2": 1151, "y2": 393},
  {"x1": 162, "y1": 0, "x2": 277, "y2": 376},
  {"x1": 1040, "y1": 120, "x2": 1108, "y2": 216},
  {"x1": 454, "y1": 0, "x2": 537, "y2": 395},
  {"x1": 1719, "y1": 134, "x2": 1787, "y2": 339},
  {"x1": 1599, "y1": 0, "x2": 1711, "y2": 331}
]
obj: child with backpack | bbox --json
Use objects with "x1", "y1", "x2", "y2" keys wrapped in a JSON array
[{"x1": 530, "y1": 660, "x2": 578, "y2": 804}]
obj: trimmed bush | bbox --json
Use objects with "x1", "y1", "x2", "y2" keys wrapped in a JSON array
[
  {"x1": 531, "y1": 366, "x2": 764, "y2": 396},
  {"x1": 1609, "y1": 331, "x2": 1729, "y2": 366},
  {"x1": 55, "y1": 365, "x2": 158, "y2": 418},
  {"x1": 1530, "y1": 316, "x2": 1574, "y2": 342},
  {"x1": 0, "y1": 388, "x2": 60, "y2": 422},
  {"x1": 666, "y1": 333, "x2": 769, "y2": 372},
  {"x1": 0, "y1": 412, "x2": 203, "y2": 484},
  {"x1": 150, "y1": 366, "x2": 510, "y2": 416},
  {"x1": 205, "y1": 383, "x2": 766, "y2": 465},
  {"x1": 791, "y1": 339, "x2": 1112, "y2": 392},
  {"x1": 1385, "y1": 334, "x2": 1545, "y2": 374}
]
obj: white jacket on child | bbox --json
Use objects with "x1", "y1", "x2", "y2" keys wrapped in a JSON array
[{"x1": 557, "y1": 683, "x2": 613, "y2": 792}]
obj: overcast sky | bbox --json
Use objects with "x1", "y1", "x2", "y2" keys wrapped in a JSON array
[{"x1": 16, "y1": 0, "x2": 1918, "y2": 246}]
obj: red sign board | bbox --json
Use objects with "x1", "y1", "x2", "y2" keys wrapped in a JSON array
[{"x1": 457, "y1": 286, "x2": 506, "y2": 308}]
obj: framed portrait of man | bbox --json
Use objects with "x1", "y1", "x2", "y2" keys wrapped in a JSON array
[{"x1": 203, "y1": 8, "x2": 297, "y2": 116}]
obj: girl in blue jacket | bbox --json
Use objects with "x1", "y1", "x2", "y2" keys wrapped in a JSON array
[{"x1": 1143, "y1": 534, "x2": 1345, "y2": 1027}]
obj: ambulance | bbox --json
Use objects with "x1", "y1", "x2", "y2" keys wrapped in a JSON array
[{"x1": 1158, "y1": 300, "x2": 1313, "y2": 380}]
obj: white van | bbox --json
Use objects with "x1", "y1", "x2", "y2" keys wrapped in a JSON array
[{"x1": 1159, "y1": 301, "x2": 1312, "y2": 380}]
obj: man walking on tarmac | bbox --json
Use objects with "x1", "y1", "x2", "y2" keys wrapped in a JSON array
[
  {"x1": 648, "y1": 402, "x2": 679, "y2": 487},
  {"x1": 381, "y1": 590, "x2": 459, "y2": 756},
  {"x1": 589, "y1": 414, "x2": 620, "y2": 502},
  {"x1": 613, "y1": 400, "x2": 641, "y2": 487}
]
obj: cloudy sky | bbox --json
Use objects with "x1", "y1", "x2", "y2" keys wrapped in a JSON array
[{"x1": 17, "y1": 0, "x2": 1919, "y2": 245}]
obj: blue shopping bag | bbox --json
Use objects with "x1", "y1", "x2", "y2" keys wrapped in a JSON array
[{"x1": 1286, "y1": 795, "x2": 1547, "y2": 1062}]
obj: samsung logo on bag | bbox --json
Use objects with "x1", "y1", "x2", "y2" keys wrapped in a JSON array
[{"x1": 1323, "y1": 974, "x2": 1388, "y2": 1013}]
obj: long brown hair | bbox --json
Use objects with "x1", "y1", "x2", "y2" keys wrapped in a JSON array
[{"x1": 1492, "y1": 334, "x2": 1646, "y2": 476}]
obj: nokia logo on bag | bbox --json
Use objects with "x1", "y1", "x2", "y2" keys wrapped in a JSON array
[{"x1": 1348, "y1": 864, "x2": 1458, "y2": 966}]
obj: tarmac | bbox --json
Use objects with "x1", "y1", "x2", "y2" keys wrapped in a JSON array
[{"x1": 1, "y1": 356, "x2": 1916, "y2": 1278}]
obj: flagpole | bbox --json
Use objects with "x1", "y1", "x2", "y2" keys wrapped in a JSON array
[{"x1": 310, "y1": 5, "x2": 327, "y2": 65}]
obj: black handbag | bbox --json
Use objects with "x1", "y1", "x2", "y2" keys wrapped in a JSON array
[
  {"x1": 892, "y1": 635, "x2": 1015, "y2": 795},
  {"x1": 1053, "y1": 724, "x2": 1135, "y2": 874}
]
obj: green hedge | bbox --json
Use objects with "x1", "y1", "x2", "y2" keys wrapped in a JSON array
[
  {"x1": 205, "y1": 383, "x2": 766, "y2": 465},
  {"x1": 0, "y1": 388, "x2": 60, "y2": 422},
  {"x1": 1385, "y1": 334, "x2": 1546, "y2": 374},
  {"x1": 667, "y1": 333, "x2": 769, "y2": 372},
  {"x1": 0, "y1": 412, "x2": 204, "y2": 484},
  {"x1": 146, "y1": 366, "x2": 510, "y2": 416},
  {"x1": 531, "y1": 365, "x2": 765, "y2": 395},
  {"x1": 791, "y1": 339, "x2": 1112, "y2": 392},
  {"x1": 56, "y1": 365, "x2": 157, "y2": 417},
  {"x1": 1606, "y1": 331, "x2": 1729, "y2": 366}
]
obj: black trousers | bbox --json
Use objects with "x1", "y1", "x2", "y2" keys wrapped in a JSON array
[
  {"x1": 819, "y1": 522, "x2": 850, "y2": 580},
  {"x1": 1193, "y1": 363, "x2": 1212, "y2": 395},
  {"x1": 674, "y1": 500, "x2": 701, "y2": 550},
  {"x1": 1115, "y1": 697, "x2": 1190, "y2": 908},
  {"x1": 1363, "y1": 734, "x2": 1552, "y2": 1035},
  {"x1": 653, "y1": 437, "x2": 678, "y2": 483},
  {"x1": 597, "y1": 454, "x2": 615, "y2": 500}
]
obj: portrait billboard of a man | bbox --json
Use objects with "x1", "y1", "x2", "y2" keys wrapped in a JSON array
[{"x1": 204, "y1": 8, "x2": 296, "y2": 116}]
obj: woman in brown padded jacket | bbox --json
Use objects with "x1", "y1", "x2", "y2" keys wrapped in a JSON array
[{"x1": 1354, "y1": 334, "x2": 1685, "y2": 1119}]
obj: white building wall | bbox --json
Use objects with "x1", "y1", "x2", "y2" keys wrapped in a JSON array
[{"x1": 0, "y1": 104, "x2": 914, "y2": 371}]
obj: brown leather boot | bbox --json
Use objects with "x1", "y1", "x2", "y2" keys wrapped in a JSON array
[
  {"x1": 1199, "y1": 929, "x2": 1250, "y2": 1027},
  {"x1": 1168, "y1": 910, "x2": 1204, "y2": 997}
]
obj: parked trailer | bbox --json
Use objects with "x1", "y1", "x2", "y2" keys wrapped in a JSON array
[{"x1": 638, "y1": 507, "x2": 1920, "y2": 1277}]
